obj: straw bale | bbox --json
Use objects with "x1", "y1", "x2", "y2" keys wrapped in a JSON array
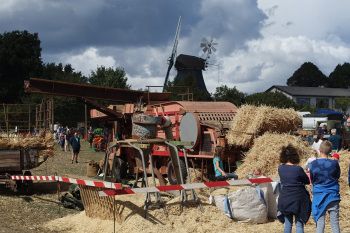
[
  {"x1": 0, "y1": 132, "x2": 55, "y2": 158},
  {"x1": 227, "y1": 105, "x2": 301, "y2": 148},
  {"x1": 235, "y1": 133, "x2": 313, "y2": 178}
]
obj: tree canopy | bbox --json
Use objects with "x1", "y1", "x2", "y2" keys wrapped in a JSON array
[
  {"x1": 335, "y1": 97, "x2": 350, "y2": 113},
  {"x1": 0, "y1": 30, "x2": 42, "y2": 102},
  {"x1": 41, "y1": 63, "x2": 87, "y2": 83},
  {"x1": 327, "y1": 63, "x2": 350, "y2": 88},
  {"x1": 287, "y1": 62, "x2": 327, "y2": 87},
  {"x1": 245, "y1": 92, "x2": 297, "y2": 108},
  {"x1": 213, "y1": 85, "x2": 245, "y2": 106},
  {"x1": 89, "y1": 66, "x2": 130, "y2": 89}
]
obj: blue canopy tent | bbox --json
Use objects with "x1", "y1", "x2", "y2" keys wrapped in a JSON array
[{"x1": 315, "y1": 109, "x2": 343, "y2": 115}]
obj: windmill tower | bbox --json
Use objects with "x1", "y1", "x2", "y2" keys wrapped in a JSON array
[
  {"x1": 171, "y1": 38, "x2": 218, "y2": 100},
  {"x1": 163, "y1": 19, "x2": 217, "y2": 101}
]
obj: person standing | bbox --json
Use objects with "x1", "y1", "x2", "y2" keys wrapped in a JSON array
[
  {"x1": 328, "y1": 129, "x2": 342, "y2": 152},
  {"x1": 64, "y1": 128, "x2": 71, "y2": 152},
  {"x1": 318, "y1": 124, "x2": 328, "y2": 136},
  {"x1": 277, "y1": 145, "x2": 311, "y2": 233},
  {"x1": 59, "y1": 132, "x2": 65, "y2": 151},
  {"x1": 88, "y1": 126, "x2": 93, "y2": 148},
  {"x1": 70, "y1": 132, "x2": 81, "y2": 164},
  {"x1": 310, "y1": 141, "x2": 341, "y2": 233},
  {"x1": 311, "y1": 135, "x2": 323, "y2": 155}
]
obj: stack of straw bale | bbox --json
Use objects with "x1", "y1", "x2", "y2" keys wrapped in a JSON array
[
  {"x1": 0, "y1": 132, "x2": 54, "y2": 158},
  {"x1": 227, "y1": 105, "x2": 301, "y2": 148},
  {"x1": 235, "y1": 133, "x2": 313, "y2": 178}
]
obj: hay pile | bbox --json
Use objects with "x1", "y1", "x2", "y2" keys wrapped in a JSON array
[
  {"x1": 235, "y1": 133, "x2": 313, "y2": 178},
  {"x1": 227, "y1": 105, "x2": 301, "y2": 148},
  {"x1": 44, "y1": 190, "x2": 350, "y2": 233},
  {"x1": 0, "y1": 132, "x2": 54, "y2": 157},
  {"x1": 335, "y1": 150, "x2": 350, "y2": 221}
]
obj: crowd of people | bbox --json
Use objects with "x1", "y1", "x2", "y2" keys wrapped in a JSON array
[
  {"x1": 54, "y1": 125, "x2": 112, "y2": 163},
  {"x1": 55, "y1": 126, "x2": 81, "y2": 164}
]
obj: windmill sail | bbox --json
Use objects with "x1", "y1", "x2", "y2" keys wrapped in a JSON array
[{"x1": 163, "y1": 16, "x2": 181, "y2": 92}]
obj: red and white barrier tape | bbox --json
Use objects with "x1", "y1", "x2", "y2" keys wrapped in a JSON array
[
  {"x1": 11, "y1": 175, "x2": 122, "y2": 190},
  {"x1": 98, "y1": 177, "x2": 277, "y2": 197},
  {"x1": 11, "y1": 175, "x2": 57, "y2": 181},
  {"x1": 11, "y1": 175, "x2": 278, "y2": 197}
]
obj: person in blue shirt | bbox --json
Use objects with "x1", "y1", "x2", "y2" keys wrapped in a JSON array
[
  {"x1": 277, "y1": 145, "x2": 311, "y2": 233},
  {"x1": 310, "y1": 140, "x2": 340, "y2": 233},
  {"x1": 212, "y1": 146, "x2": 237, "y2": 180},
  {"x1": 69, "y1": 131, "x2": 81, "y2": 164},
  {"x1": 328, "y1": 129, "x2": 342, "y2": 152}
]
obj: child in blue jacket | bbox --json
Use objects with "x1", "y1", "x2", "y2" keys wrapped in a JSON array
[{"x1": 310, "y1": 140, "x2": 340, "y2": 233}]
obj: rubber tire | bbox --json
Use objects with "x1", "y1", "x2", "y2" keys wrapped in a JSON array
[{"x1": 167, "y1": 159, "x2": 188, "y2": 185}]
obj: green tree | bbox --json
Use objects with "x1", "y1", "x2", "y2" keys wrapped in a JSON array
[
  {"x1": 335, "y1": 97, "x2": 350, "y2": 113},
  {"x1": 213, "y1": 85, "x2": 246, "y2": 106},
  {"x1": 327, "y1": 63, "x2": 350, "y2": 88},
  {"x1": 245, "y1": 92, "x2": 297, "y2": 108},
  {"x1": 287, "y1": 62, "x2": 327, "y2": 87},
  {"x1": 89, "y1": 66, "x2": 130, "y2": 89},
  {"x1": 0, "y1": 30, "x2": 42, "y2": 102},
  {"x1": 41, "y1": 63, "x2": 87, "y2": 83}
]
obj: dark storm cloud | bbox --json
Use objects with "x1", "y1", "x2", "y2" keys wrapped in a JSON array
[
  {"x1": 0, "y1": 0, "x2": 271, "y2": 92},
  {"x1": 0, "y1": 0, "x2": 202, "y2": 53}
]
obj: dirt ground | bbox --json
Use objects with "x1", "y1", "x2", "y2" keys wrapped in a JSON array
[
  {"x1": 1, "y1": 141, "x2": 350, "y2": 233},
  {"x1": 0, "y1": 141, "x2": 105, "y2": 233}
]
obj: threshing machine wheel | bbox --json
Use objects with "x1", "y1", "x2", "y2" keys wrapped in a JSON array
[{"x1": 167, "y1": 160, "x2": 188, "y2": 185}]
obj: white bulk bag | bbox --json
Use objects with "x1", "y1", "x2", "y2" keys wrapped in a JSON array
[
  {"x1": 211, "y1": 195, "x2": 233, "y2": 218},
  {"x1": 258, "y1": 181, "x2": 280, "y2": 219},
  {"x1": 228, "y1": 187, "x2": 268, "y2": 223}
]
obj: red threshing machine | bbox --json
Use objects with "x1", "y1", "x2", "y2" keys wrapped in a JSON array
[
  {"x1": 24, "y1": 78, "x2": 239, "y2": 187},
  {"x1": 143, "y1": 101, "x2": 237, "y2": 182}
]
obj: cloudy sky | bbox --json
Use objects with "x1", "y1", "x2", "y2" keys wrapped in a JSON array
[{"x1": 1, "y1": 0, "x2": 350, "y2": 93}]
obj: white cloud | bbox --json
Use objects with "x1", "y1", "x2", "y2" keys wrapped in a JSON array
[
  {"x1": 258, "y1": 0, "x2": 350, "y2": 43},
  {"x1": 36, "y1": 0, "x2": 350, "y2": 94},
  {"x1": 64, "y1": 47, "x2": 116, "y2": 76},
  {"x1": 214, "y1": 36, "x2": 350, "y2": 93}
]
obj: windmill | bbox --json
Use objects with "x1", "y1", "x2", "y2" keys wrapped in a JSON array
[
  {"x1": 163, "y1": 16, "x2": 181, "y2": 92},
  {"x1": 200, "y1": 37, "x2": 218, "y2": 62},
  {"x1": 200, "y1": 37, "x2": 220, "y2": 83}
]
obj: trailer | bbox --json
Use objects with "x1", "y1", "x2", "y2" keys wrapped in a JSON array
[{"x1": 0, "y1": 149, "x2": 45, "y2": 192}]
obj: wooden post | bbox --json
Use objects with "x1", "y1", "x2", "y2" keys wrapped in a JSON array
[
  {"x1": 35, "y1": 106, "x2": 37, "y2": 130},
  {"x1": 5, "y1": 105, "x2": 9, "y2": 136},
  {"x1": 28, "y1": 104, "x2": 31, "y2": 133},
  {"x1": 51, "y1": 98, "x2": 54, "y2": 132},
  {"x1": 39, "y1": 101, "x2": 43, "y2": 130},
  {"x1": 85, "y1": 104, "x2": 88, "y2": 140}
]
